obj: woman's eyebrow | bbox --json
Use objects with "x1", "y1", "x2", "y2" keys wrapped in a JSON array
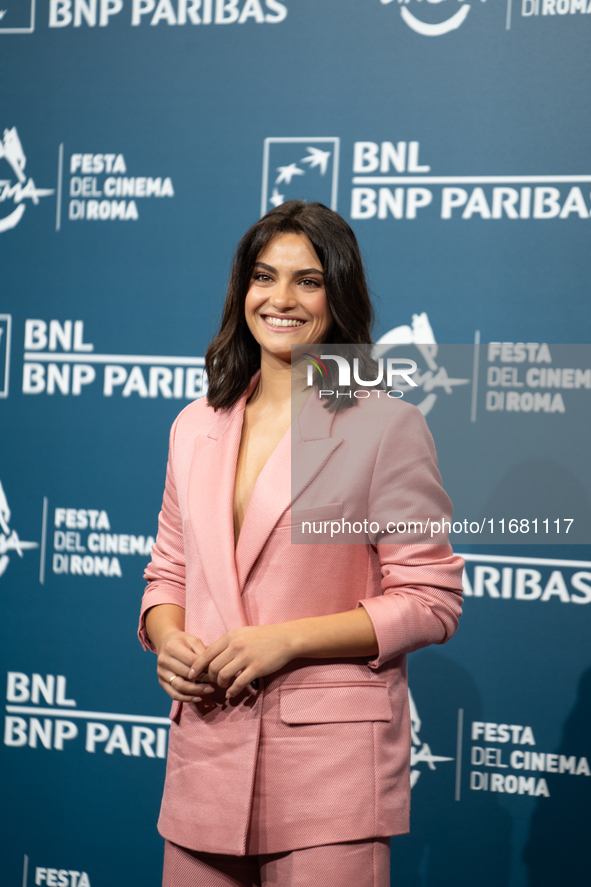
[
  {"x1": 294, "y1": 268, "x2": 324, "y2": 278},
  {"x1": 253, "y1": 262, "x2": 324, "y2": 277}
]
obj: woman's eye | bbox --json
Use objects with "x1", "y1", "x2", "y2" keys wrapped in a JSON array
[
  {"x1": 300, "y1": 278, "x2": 321, "y2": 287},
  {"x1": 253, "y1": 273, "x2": 272, "y2": 282}
]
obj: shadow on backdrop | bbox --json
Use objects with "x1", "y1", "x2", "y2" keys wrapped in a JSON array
[
  {"x1": 391, "y1": 650, "x2": 512, "y2": 887},
  {"x1": 523, "y1": 666, "x2": 591, "y2": 887},
  {"x1": 477, "y1": 459, "x2": 591, "y2": 546}
]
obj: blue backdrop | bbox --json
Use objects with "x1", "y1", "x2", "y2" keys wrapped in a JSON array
[{"x1": 1, "y1": 1, "x2": 590, "y2": 884}]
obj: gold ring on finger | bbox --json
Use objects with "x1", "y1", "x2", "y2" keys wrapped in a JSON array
[{"x1": 169, "y1": 674, "x2": 178, "y2": 685}]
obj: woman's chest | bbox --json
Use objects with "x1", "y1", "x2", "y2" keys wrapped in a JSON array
[{"x1": 233, "y1": 410, "x2": 291, "y2": 545}]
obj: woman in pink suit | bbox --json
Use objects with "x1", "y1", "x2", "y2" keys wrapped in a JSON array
[{"x1": 139, "y1": 201, "x2": 464, "y2": 887}]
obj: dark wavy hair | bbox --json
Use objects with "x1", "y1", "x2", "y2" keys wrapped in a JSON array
[{"x1": 205, "y1": 200, "x2": 376, "y2": 411}]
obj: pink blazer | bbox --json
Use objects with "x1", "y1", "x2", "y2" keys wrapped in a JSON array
[{"x1": 139, "y1": 371, "x2": 464, "y2": 856}]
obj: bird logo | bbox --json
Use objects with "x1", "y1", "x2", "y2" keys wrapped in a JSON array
[
  {"x1": 275, "y1": 162, "x2": 305, "y2": 185},
  {"x1": 301, "y1": 147, "x2": 331, "y2": 176},
  {"x1": 262, "y1": 138, "x2": 340, "y2": 214}
]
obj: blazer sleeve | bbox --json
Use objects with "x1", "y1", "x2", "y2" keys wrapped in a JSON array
[
  {"x1": 138, "y1": 413, "x2": 187, "y2": 653},
  {"x1": 357, "y1": 403, "x2": 464, "y2": 668}
]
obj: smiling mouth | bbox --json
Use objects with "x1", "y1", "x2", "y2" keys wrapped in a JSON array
[{"x1": 261, "y1": 315, "x2": 307, "y2": 328}]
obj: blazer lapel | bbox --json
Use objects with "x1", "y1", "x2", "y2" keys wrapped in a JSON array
[
  {"x1": 235, "y1": 391, "x2": 343, "y2": 592},
  {"x1": 187, "y1": 375, "x2": 260, "y2": 631}
]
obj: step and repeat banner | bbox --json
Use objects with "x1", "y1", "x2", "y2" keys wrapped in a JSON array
[{"x1": 1, "y1": 2, "x2": 590, "y2": 885}]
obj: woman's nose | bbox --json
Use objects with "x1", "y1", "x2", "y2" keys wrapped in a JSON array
[{"x1": 269, "y1": 281, "x2": 297, "y2": 309}]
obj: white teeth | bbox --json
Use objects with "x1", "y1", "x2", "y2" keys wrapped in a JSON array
[{"x1": 264, "y1": 316, "x2": 305, "y2": 327}]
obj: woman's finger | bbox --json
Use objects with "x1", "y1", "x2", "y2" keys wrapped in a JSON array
[
  {"x1": 161, "y1": 685, "x2": 196, "y2": 702},
  {"x1": 159, "y1": 675, "x2": 214, "y2": 701},
  {"x1": 215, "y1": 657, "x2": 246, "y2": 689},
  {"x1": 184, "y1": 635, "x2": 207, "y2": 657},
  {"x1": 158, "y1": 637, "x2": 208, "y2": 677},
  {"x1": 158, "y1": 652, "x2": 196, "y2": 682},
  {"x1": 204, "y1": 648, "x2": 243, "y2": 686},
  {"x1": 225, "y1": 667, "x2": 257, "y2": 699},
  {"x1": 160, "y1": 670, "x2": 212, "y2": 694},
  {"x1": 157, "y1": 644, "x2": 211, "y2": 686},
  {"x1": 170, "y1": 677, "x2": 213, "y2": 696},
  {"x1": 164, "y1": 636, "x2": 206, "y2": 670},
  {"x1": 188, "y1": 639, "x2": 227, "y2": 679}
]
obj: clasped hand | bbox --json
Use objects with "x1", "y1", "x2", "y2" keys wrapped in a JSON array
[{"x1": 157, "y1": 624, "x2": 296, "y2": 702}]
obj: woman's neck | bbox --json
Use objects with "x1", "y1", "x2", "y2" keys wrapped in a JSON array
[{"x1": 248, "y1": 349, "x2": 309, "y2": 417}]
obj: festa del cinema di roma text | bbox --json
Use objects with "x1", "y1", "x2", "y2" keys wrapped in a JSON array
[{"x1": 20, "y1": 144, "x2": 591, "y2": 226}]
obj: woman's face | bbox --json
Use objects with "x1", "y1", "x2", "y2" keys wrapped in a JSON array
[{"x1": 244, "y1": 232, "x2": 333, "y2": 363}]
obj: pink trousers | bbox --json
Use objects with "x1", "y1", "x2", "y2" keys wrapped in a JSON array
[{"x1": 162, "y1": 838, "x2": 391, "y2": 887}]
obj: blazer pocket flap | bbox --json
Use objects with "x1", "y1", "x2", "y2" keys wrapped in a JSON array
[
  {"x1": 169, "y1": 700, "x2": 182, "y2": 722},
  {"x1": 279, "y1": 683, "x2": 392, "y2": 725}
]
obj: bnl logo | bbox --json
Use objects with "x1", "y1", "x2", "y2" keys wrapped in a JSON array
[
  {"x1": 0, "y1": 314, "x2": 11, "y2": 397},
  {"x1": 0, "y1": 0, "x2": 36, "y2": 32},
  {"x1": 261, "y1": 137, "x2": 340, "y2": 216}
]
